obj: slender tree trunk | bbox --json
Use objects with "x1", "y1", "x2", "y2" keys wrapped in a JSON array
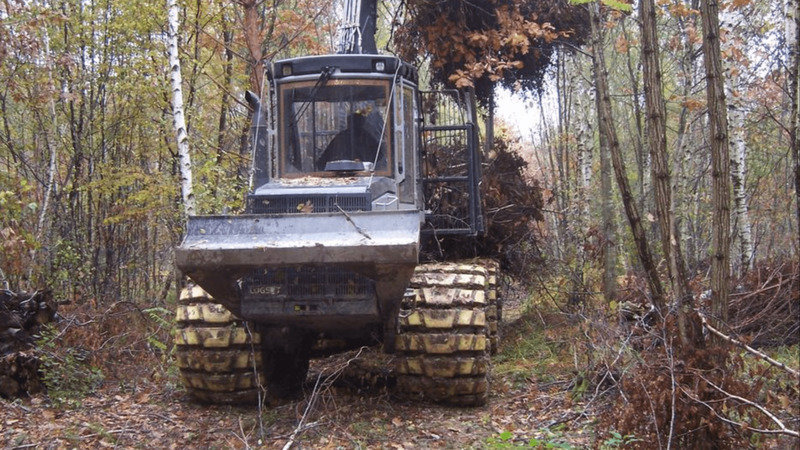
[
  {"x1": 238, "y1": 0, "x2": 266, "y2": 184},
  {"x1": 575, "y1": 9, "x2": 617, "y2": 303},
  {"x1": 31, "y1": 16, "x2": 62, "y2": 287},
  {"x1": 700, "y1": 0, "x2": 731, "y2": 343},
  {"x1": 591, "y1": 1, "x2": 665, "y2": 309},
  {"x1": 240, "y1": 0, "x2": 266, "y2": 95},
  {"x1": 36, "y1": 28, "x2": 59, "y2": 242},
  {"x1": 213, "y1": 12, "x2": 234, "y2": 200},
  {"x1": 168, "y1": 0, "x2": 195, "y2": 216},
  {"x1": 577, "y1": 115, "x2": 592, "y2": 190},
  {"x1": 217, "y1": 20, "x2": 233, "y2": 161},
  {"x1": 788, "y1": 0, "x2": 800, "y2": 254},
  {"x1": 674, "y1": 10, "x2": 701, "y2": 271},
  {"x1": 621, "y1": 19, "x2": 647, "y2": 215},
  {"x1": 598, "y1": 85, "x2": 617, "y2": 302},
  {"x1": 572, "y1": 89, "x2": 592, "y2": 294},
  {"x1": 539, "y1": 96, "x2": 564, "y2": 261},
  {"x1": 561, "y1": 51, "x2": 573, "y2": 201},
  {"x1": 640, "y1": 0, "x2": 704, "y2": 346},
  {"x1": 729, "y1": 108, "x2": 753, "y2": 272},
  {"x1": 185, "y1": 0, "x2": 202, "y2": 133},
  {"x1": 720, "y1": 12, "x2": 754, "y2": 273},
  {"x1": 485, "y1": 94, "x2": 495, "y2": 153},
  {"x1": 555, "y1": 50, "x2": 570, "y2": 252}
]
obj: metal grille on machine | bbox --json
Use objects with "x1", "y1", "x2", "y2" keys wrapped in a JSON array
[
  {"x1": 242, "y1": 266, "x2": 374, "y2": 300},
  {"x1": 246, "y1": 194, "x2": 371, "y2": 214},
  {"x1": 419, "y1": 90, "x2": 483, "y2": 236}
]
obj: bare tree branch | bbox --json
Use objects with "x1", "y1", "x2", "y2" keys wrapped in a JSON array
[
  {"x1": 698, "y1": 311, "x2": 799, "y2": 378},
  {"x1": 697, "y1": 373, "x2": 799, "y2": 438}
]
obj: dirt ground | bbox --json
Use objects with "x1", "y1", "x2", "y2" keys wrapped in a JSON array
[
  {"x1": 0, "y1": 368, "x2": 592, "y2": 449},
  {"x1": 1, "y1": 291, "x2": 598, "y2": 449}
]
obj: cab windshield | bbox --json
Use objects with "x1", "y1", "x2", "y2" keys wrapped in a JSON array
[{"x1": 279, "y1": 79, "x2": 392, "y2": 177}]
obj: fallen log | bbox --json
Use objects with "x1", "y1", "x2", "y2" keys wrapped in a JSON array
[{"x1": 0, "y1": 289, "x2": 57, "y2": 398}]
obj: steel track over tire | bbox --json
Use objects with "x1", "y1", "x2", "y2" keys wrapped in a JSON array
[
  {"x1": 485, "y1": 260, "x2": 502, "y2": 355},
  {"x1": 394, "y1": 262, "x2": 493, "y2": 406},
  {"x1": 409, "y1": 260, "x2": 502, "y2": 354},
  {"x1": 175, "y1": 285, "x2": 263, "y2": 404}
]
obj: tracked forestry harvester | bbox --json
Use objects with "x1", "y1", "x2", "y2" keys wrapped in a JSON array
[{"x1": 173, "y1": 0, "x2": 501, "y2": 406}]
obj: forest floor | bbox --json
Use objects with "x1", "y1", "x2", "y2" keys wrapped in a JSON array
[
  {"x1": 0, "y1": 289, "x2": 605, "y2": 449},
  {"x1": 2, "y1": 283, "x2": 797, "y2": 449}
]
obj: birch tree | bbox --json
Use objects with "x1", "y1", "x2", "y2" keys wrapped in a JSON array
[
  {"x1": 728, "y1": 105, "x2": 753, "y2": 272},
  {"x1": 35, "y1": 26, "x2": 60, "y2": 243},
  {"x1": 167, "y1": 0, "x2": 195, "y2": 216},
  {"x1": 720, "y1": 10, "x2": 753, "y2": 273}
]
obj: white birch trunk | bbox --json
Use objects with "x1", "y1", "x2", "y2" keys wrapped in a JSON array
[
  {"x1": 571, "y1": 87, "x2": 592, "y2": 276},
  {"x1": 721, "y1": 9, "x2": 754, "y2": 273},
  {"x1": 729, "y1": 107, "x2": 753, "y2": 270},
  {"x1": 576, "y1": 124, "x2": 591, "y2": 191},
  {"x1": 168, "y1": 0, "x2": 195, "y2": 216},
  {"x1": 574, "y1": 91, "x2": 593, "y2": 190},
  {"x1": 37, "y1": 31, "x2": 59, "y2": 240}
]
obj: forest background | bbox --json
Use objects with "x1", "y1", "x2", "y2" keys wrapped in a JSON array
[{"x1": 0, "y1": 0, "x2": 798, "y2": 447}]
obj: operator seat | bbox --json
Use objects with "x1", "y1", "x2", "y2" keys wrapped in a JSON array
[{"x1": 317, "y1": 111, "x2": 386, "y2": 171}]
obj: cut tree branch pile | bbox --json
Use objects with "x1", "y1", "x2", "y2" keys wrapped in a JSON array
[
  {"x1": 727, "y1": 262, "x2": 799, "y2": 347},
  {"x1": 616, "y1": 261, "x2": 799, "y2": 348},
  {"x1": 698, "y1": 312, "x2": 799, "y2": 378},
  {"x1": 0, "y1": 289, "x2": 57, "y2": 398},
  {"x1": 421, "y1": 136, "x2": 544, "y2": 272}
]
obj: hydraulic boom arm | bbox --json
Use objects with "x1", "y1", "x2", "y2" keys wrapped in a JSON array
[{"x1": 339, "y1": 0, "x2": 378, "y2": 54}]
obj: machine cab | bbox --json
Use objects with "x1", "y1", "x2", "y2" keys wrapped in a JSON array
[{"x1": 246, "y1": 55, "x2": 421, "y2": 214}]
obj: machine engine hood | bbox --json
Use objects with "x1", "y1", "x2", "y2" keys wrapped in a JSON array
[{"x1": 252, "y1": 176, "x2": 394, "y2": 200}]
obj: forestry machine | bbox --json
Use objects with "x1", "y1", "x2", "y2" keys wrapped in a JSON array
[{"x1": 173, "y1": 0, "x2": 501, "y2": 406}]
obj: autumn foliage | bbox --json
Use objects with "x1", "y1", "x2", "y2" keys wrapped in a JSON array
[{"x1": 395, "y1": 0, "x2": 589, "y2": 100}]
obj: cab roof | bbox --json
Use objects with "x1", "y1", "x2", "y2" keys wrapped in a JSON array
[{"x1": 271, "y1": 54, "x2": 418, "y2": 84}]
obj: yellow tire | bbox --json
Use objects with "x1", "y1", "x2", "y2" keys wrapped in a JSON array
[
  {"x1": 174, "y1": 284, "x2": 262, "y2": 404},
  {"x1": 395, "y1": 262, "x2": 492, "y2": 406}
]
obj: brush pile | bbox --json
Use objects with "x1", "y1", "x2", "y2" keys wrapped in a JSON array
[
  {"x1": 421, "y1": 137, "x2": 544, "y2": 274},
  {"x1": 0, "y1": 289, "x2": 57, "y2": 398},
  {"x1": 728, "y1": 261, "x2": 799, "y2": 347}
]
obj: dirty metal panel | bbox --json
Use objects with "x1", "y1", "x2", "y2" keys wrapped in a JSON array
[{"x1": 176, "y1": 210, "x2": 421, "y2": 270}]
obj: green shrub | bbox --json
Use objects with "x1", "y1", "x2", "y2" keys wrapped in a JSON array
[{"x1": 37, "y1": 324, "x2": 104, "y2": 407}]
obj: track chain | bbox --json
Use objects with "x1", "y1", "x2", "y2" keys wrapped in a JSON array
[
  {"x1": 175, "y1": 303, "x2": 235, "y2": 324},
  {"x1": 407, "y1": 260, "x2": 502, "y2": 354},
  {"x1": 174, "y1": 284, "x2": 262, "y2": 404},
  {"x1": 398, "y1": 308, "x2": 487, "y2": 329},
  {"x1": 394, "y1": 261, "x2": 495, "y2": 406},
  {"x1": 484, "y1": 260, "x2": 502, "y2": 354},
  {"x1": 397, "y1": 355, "x2": 490, "y2": 377}
]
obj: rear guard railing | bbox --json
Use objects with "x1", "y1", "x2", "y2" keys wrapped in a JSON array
[{"x1": 419, "y1": 90, "x2": 484, "y2": 236}]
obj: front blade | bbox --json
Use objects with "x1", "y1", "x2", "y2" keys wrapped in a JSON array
[{"x1": 175, "y1": 210, "x2": 422, "y2": 306}]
